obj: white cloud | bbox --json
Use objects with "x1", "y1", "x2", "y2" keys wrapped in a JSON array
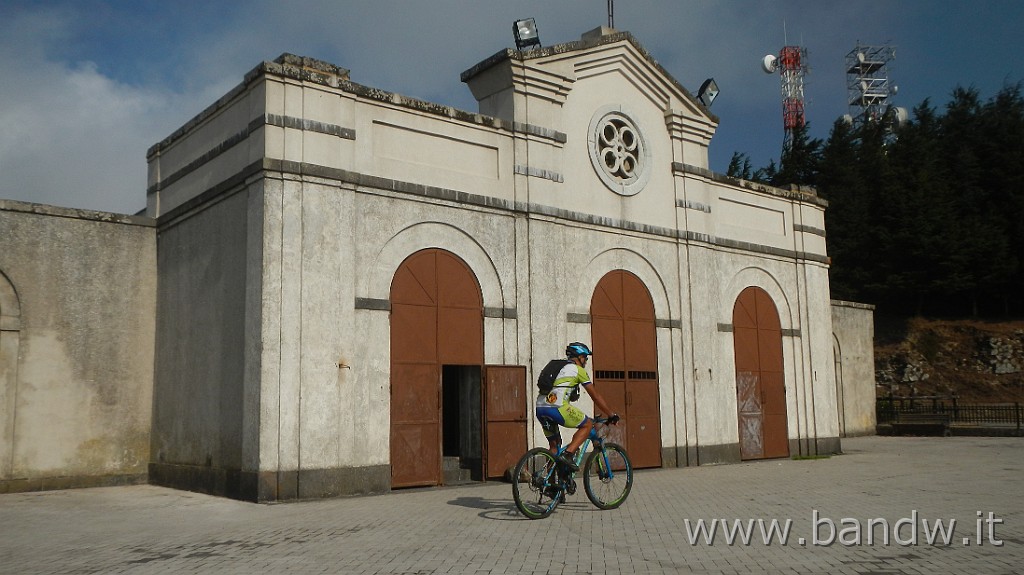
[{"x1": 0, "y1": 8, "x2": 181, "y2": 214}]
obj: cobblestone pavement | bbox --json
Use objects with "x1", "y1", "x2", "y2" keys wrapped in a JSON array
[{"x1": 1, "y1": 436, "x2": 1021, "y2": 574}]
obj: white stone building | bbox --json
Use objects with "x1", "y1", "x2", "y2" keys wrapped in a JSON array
[
  {"x1": 0, "y1": 27, "x2": 867, "y2": 501},
  {"x1": 142, "y1": 26, "x2": 840, "y2": 501}
]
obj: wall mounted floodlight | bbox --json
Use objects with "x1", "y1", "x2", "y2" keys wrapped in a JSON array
[
  {"x1": 697, "y1": 78, "x2": 720, "y2": 107},
  {"x1": 513, "y1": 18, "x2": 541, "y2": 50}
]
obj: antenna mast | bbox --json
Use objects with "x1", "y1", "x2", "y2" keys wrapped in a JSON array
[
  {"x1": 779, "y1": 46, "x2": 808, "y2": 151},
  {"x1": 608, "y1": 0, "x2": 614, "y2": 28},
  {"x1": 845, "y1": 44, "x2": 901, "y2": 131},
  {"x1": 762, "y1": 44, "x2": 809, "y2": 151}
]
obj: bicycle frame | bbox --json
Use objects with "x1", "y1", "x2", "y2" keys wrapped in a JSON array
[
  {"x1": 552, "y1": 421, "x2": 622, "y2": 487},
  {"x1": 555, "y1": 424, "x2": 603, "y2": 471}
]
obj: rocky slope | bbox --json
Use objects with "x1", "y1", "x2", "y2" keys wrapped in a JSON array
[{"x1": 874, "y1": 317, "x2": 1024, "y2": 403}]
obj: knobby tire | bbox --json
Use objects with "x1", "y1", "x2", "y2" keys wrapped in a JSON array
[
  {"x1": 583, "y1": 442, "x2": 633, "y2": 509},
  {"x1": 511, "y1": 447, "x2": 562, "y2": 519}
]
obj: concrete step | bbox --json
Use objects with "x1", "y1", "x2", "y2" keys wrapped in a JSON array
[{"x1": 442, "y1": 456, "x2": 475, "y2": 485}]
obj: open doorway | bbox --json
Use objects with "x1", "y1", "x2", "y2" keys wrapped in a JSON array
[
  {"x1": 441, "y1": 365, "x2": 482, "y2": 483},
  {"x1": 390, "y1": 248, "x2": 483, "y2": 488}
]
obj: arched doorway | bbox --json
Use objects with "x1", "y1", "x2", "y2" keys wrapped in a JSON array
[
  {"x1": 833, "y1": 334, "x2": 846, "y2": 438},
  {"x1": 0, "y1": 270, "x2": 21, "y2": 481},
  {"x1": 732, "y1": 286, "x2": 789, "y2": 460},
  {"x1": 590, "y1": 270, "x2": 662, "y2": 468},
  {"x1": 390, "y1": 249, "x2": 483, "y2": 487}
]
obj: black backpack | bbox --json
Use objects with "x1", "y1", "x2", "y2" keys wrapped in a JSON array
[{"x1": 537, "y1": 359, "x2": 574, "y2": 395}]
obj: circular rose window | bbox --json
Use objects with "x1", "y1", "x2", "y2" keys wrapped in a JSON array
[{"x1": 588, "y1": 106, "x2": 651, "y2": 196}]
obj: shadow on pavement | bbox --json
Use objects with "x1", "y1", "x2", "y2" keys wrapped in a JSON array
[{"x1": 448, "y1": 494, "x2": 605, "y2": 521}]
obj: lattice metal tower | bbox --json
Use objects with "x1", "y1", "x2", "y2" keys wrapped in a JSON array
[
  {"x1": 845, "y1": 45, "x2": 898, "y2": 130},
  {"x1": 763, "y1": 46, "x2": 809, "y2": 151}
]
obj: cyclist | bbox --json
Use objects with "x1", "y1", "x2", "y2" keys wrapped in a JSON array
[{"x1": 535, "y1": 342, "x2": 619, "y2": 471}]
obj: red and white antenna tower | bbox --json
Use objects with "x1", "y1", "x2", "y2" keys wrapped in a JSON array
[{"x1": 762, "y1": 45, "x2": 809, "y2": 151}]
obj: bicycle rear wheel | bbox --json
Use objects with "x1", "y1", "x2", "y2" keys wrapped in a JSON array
[
  {"x1": 583, "y1": 443, "x2": 633, "y2": 509},
  {"x1": 511, "y1": 448, "x2": 562, "y2": 519}
]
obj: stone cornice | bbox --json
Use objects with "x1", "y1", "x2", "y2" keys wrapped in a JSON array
[
  {"x1": 672, "y1": 163, "x2": 828, "y2": 208},
  {"x1": 0, "y1": 199, "x2": 153, "y2": 227},
  {"x1": 148, "y1": 54, "x2": 566, "y2": 159},
  {"x1": 155, "y1": 158, "x2": 831, "y2": 266}
]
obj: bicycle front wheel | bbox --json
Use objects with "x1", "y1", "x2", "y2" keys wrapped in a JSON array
[
  {"x1": 583, "y1": 443, "x2": 633, "y2": 509},
  {"x1": 511, "y1": 448, "x2": 562, "y2": 519}
]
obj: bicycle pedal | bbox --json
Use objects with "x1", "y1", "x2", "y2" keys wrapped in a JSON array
[{"x1": 566, "y1": 480, "x2": 577, "y2": 495}]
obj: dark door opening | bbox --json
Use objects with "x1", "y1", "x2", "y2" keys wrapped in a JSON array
[{"x1": 442, "y1": 365, "x2": 482, "y2": 482}]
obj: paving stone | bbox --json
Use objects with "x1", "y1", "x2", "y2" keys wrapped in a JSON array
[{"x1": 1, "y1": 436, "x2": 1021, "y2": 574}]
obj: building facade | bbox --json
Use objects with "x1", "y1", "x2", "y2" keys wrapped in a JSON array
[
  {"x1": 144, "y1": 27, "x2": 839, "y2": 501},
  {"x1": 0, "y1": 27, "x2": 865, "y2": 501}
]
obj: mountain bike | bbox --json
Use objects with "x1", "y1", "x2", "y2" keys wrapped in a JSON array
[{"x1": 511, "y1": 417, "x2": 633, "y2": 519}]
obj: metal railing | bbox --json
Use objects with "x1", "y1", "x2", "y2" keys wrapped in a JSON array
[{"x1": 877, "y1": 395, "x2": 1023, "y2": 430}]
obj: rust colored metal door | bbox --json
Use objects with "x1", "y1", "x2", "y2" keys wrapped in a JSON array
[
  {"x1": 591, "y1": 270, "x2": 662, "y2": 468},
  {"x1": 483, "y1": 365, "x2": 527, "y2": 479},
  {"x1": 390, "y1": 249, "x2": 483, "y2": 488},
  {"x1": 733, "y1": 286, "x2": 789, "y2": 460}
]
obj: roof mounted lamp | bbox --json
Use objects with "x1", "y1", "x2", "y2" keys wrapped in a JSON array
[
  {"x1": 697, "y1": 78, "x2": 720, "y2": 108},
  {"x1": 513, "y1": 18, "x2": 541, "y2": 50}
]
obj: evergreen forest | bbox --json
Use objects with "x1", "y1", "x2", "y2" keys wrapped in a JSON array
[{"x1": 728, "y1": 84, "x2": 1024, "y2": 318}]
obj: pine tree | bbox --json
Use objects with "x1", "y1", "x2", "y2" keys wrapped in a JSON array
[
  {"x1": 939, "y1": 88, "x2": 1015, "y2": 315},
  {"x1": 731, "y1": 84, "x2": 1024, "y2": 317},
  {"x1": 817, "y1": 119, "x2": 867, "y2": 302},
  {"x1": 878, "y1": 101, "x2": 952, "y2": 314},
  {"x1": 977, "y1": 84, "x2": 1024, "y2": 314},
  {"x1": 726, "y1": 152, "x2": 753, "y2": 180},
  {"x1": 773, "y1": 123, "x2": 822, "y2": 187}
]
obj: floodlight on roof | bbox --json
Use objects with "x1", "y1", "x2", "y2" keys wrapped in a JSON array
[
  {"x1": 697, "y1": 78, "x2": 720, "y2": 108},
  {"x1": 513, "y1": 18, "x2": 541, "y2": 50}
]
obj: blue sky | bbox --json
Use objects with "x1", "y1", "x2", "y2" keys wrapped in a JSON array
[{"x1": 2, "y1": 0, "x2": 1022, "y2": 214}]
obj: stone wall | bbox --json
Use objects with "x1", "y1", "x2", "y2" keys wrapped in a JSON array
[
  {"x1": 0, "y1": 200, "x2": 156, "y2": 492},
  {"x1": 831, "y1": 300, "x2": 876, "y2": 436},
  {"x1": 149, "y1": 191, "x2": 253, "y2": 498}
]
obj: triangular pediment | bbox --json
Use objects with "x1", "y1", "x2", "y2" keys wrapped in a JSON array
[{"x1": 463, "y1": 28, "x2": 716, "y2": 124}]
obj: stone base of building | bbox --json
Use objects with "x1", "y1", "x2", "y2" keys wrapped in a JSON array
[
  {"x1": 787, "y1": 437, "x2": 843, "y2": 457},
  {"x1": 149, "y1": 463, "x2": 391, "y2": 502},
  {"x1": 0, "y1": 472, "x2": 147, "y2": 494},
  {"x1": 816, "y1": 436, "x2": 843, "y2": 456},
  {"x1": 696, "y1": 442, "x2": 743, "y2": 465},
  {"x1": 663, "y1": 437, "x2": 843, "y2": 468}
]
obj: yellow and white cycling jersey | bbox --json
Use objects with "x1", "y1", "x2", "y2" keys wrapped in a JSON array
[{"x1": 536, "y1": 362, "x2": 591, "y2": 408}]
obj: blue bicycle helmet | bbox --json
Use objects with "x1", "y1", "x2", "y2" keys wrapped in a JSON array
[{"x1": 565, "y1": 342, "x2": 593, "y2": 358}]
